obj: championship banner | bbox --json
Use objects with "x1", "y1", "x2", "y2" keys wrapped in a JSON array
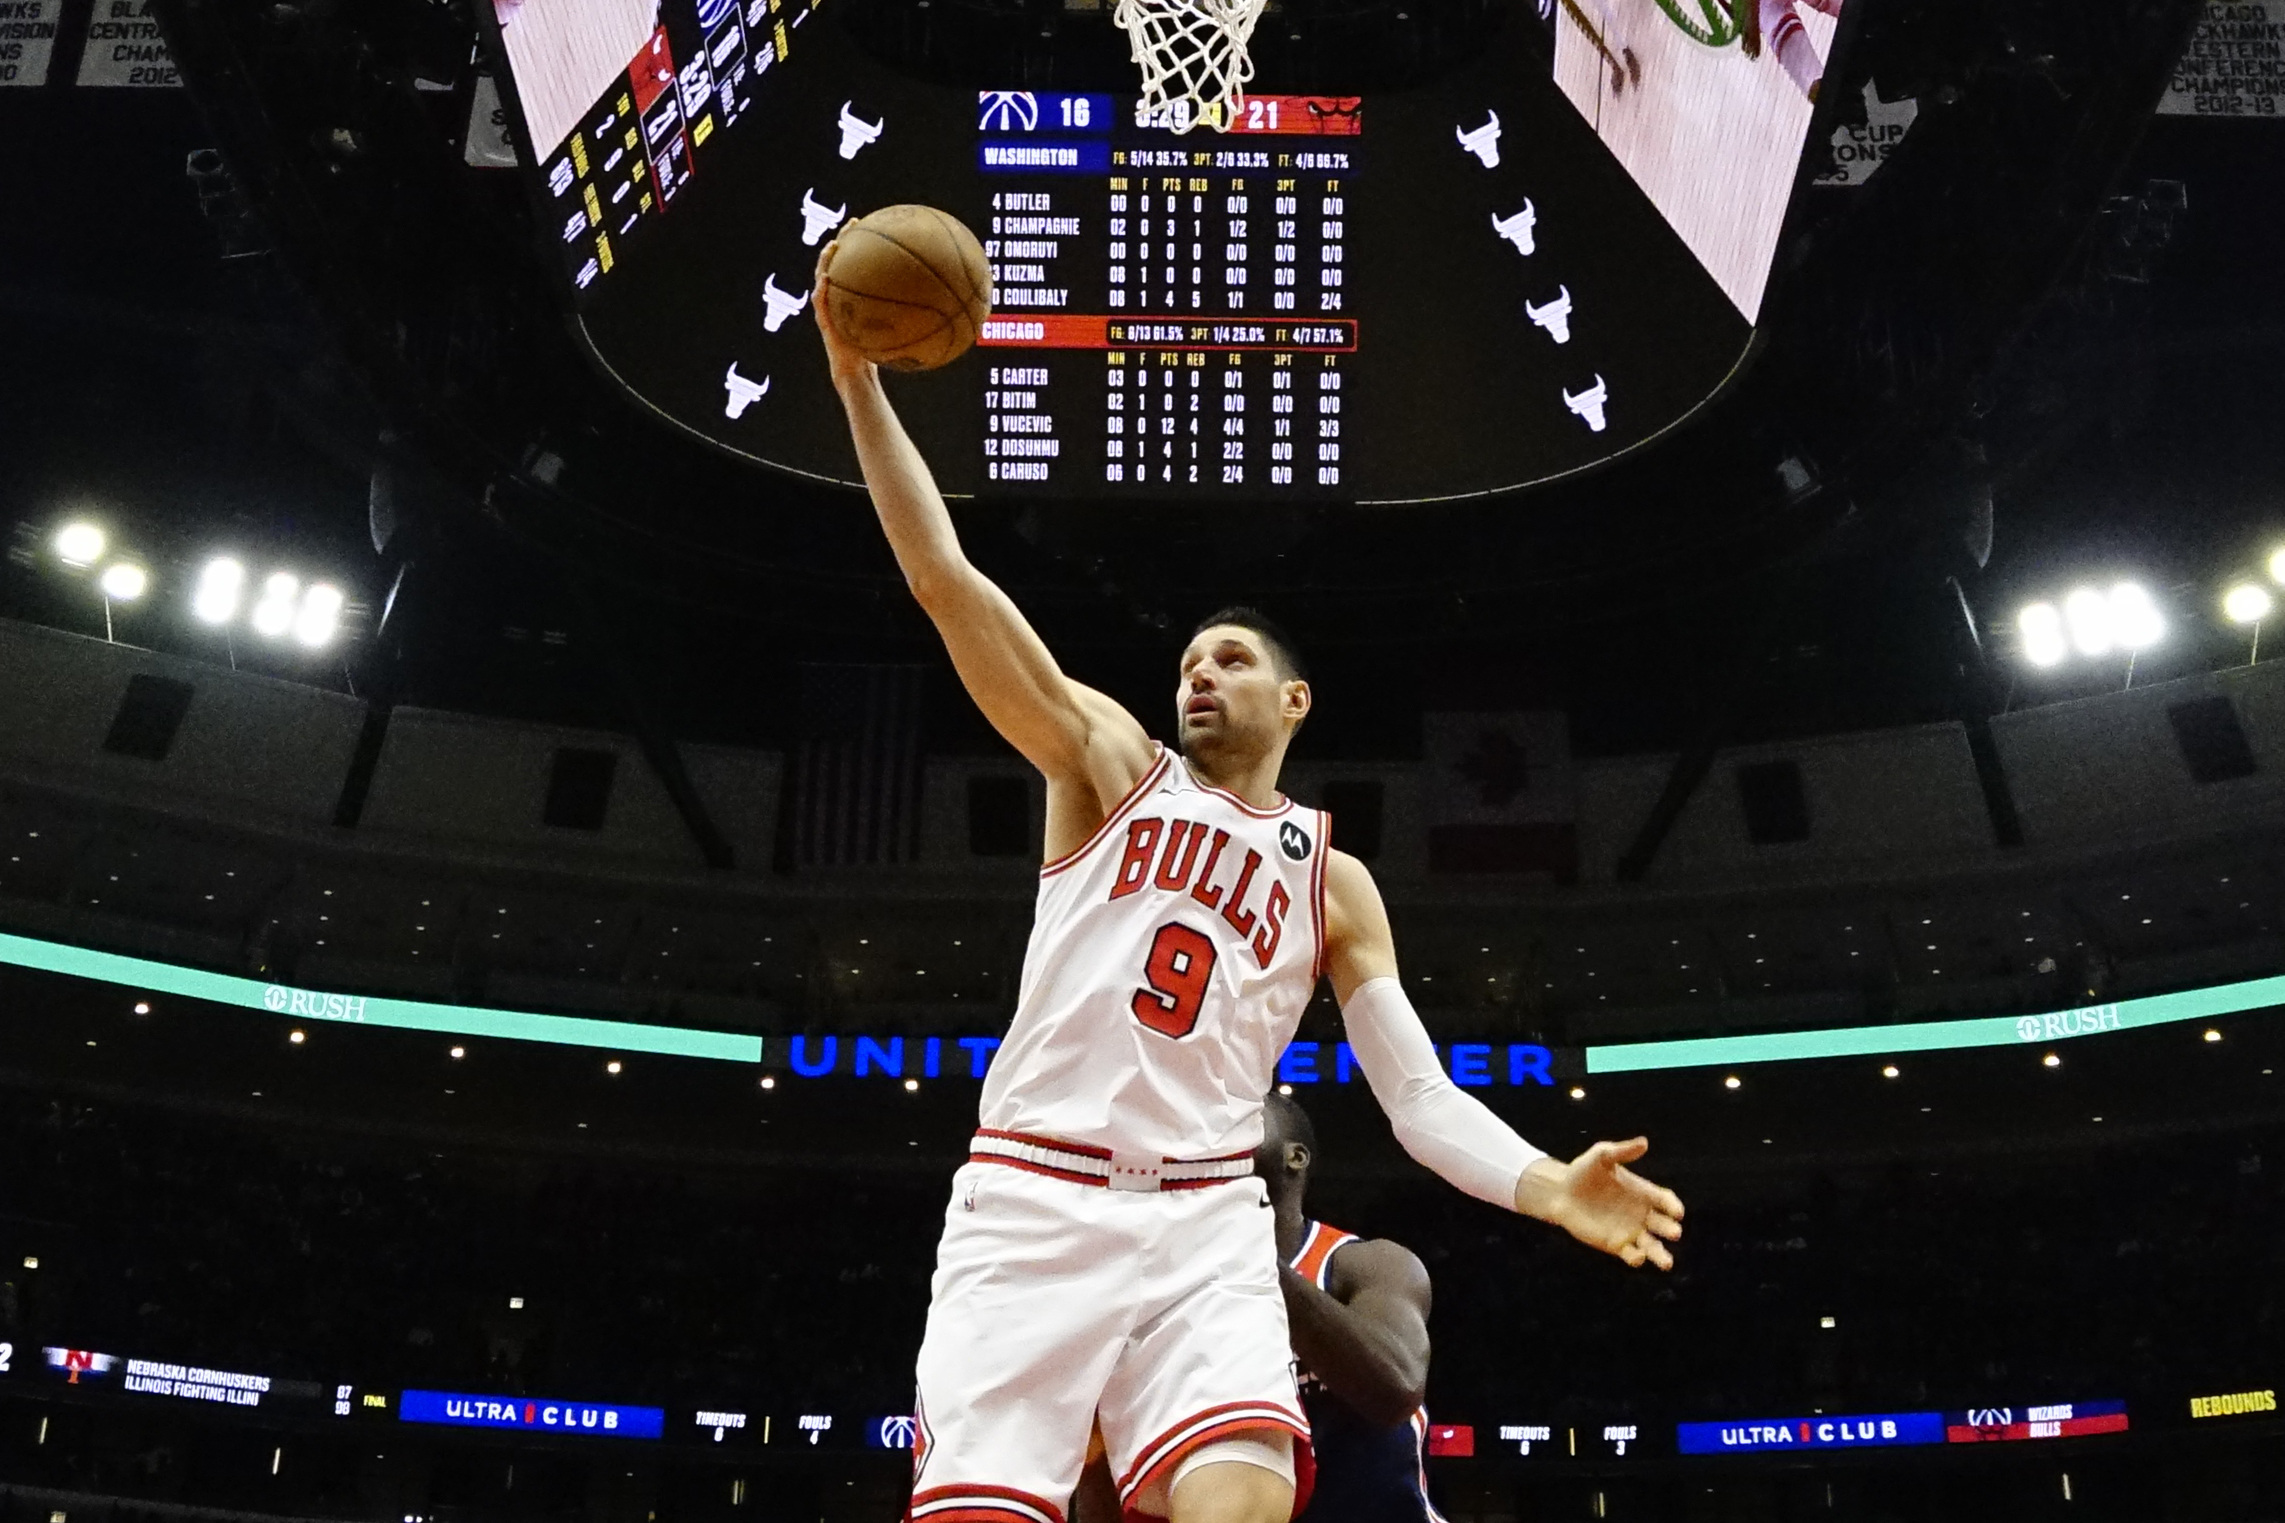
[
  {"x1": 0, "y1": 0, "x2": 63, "y2": 87},
  {"x1": 1422, "y1": 711, "x2": 1577, "y2": 878},
  {"x1": 1815, "y1": 82, "x2": 1919, "y2": 187},
  {"x1": 76, "y1": 0, "x2": 180, "y2": 87},
  {"x1": 2159, "y1": 0, "x2": 2285, "y2": 116}
]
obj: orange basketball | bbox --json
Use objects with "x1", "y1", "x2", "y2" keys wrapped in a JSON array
[{"x1": 824, "y1": 205, "x2": 994, "y2": 372}]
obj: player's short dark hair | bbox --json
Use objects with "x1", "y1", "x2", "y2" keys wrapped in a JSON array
[
  {"x1": 1191, "y1": 606, "x2": 1309, "y2": 683},
  {"x1": 1263, "y1": 1090, "x2": 1320, "y2": 1161}
]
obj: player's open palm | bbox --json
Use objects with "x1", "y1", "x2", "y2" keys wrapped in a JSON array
[{"x1": 1542, "y1": 1137, "x2": 1685, "y2": 1270}]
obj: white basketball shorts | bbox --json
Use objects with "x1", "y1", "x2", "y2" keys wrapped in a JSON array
[{"x1": 907, "y1": 1151, "x2": 1309, "y2": 1523}]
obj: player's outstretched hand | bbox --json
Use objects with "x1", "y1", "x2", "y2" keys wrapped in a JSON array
[
  {"x1": 814, "y1": 232, "x2": 876, "y2": 390},
  {"x1": 1520, "y1": 1137, "x2": 1684, "y2": 1270}
]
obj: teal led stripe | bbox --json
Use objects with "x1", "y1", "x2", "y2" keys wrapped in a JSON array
[
  {"x1": 1585, "y1": 975, "x2": 2285, "y2": 1075},
  {"x1": 4, "y1": 925, "x2": 2277, "y2": 1079},
  {"x1": 0, "y1": 931, "x2": 764, "y2": 1064}
]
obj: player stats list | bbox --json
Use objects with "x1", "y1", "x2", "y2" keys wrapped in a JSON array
[{"x1": 971, "y1": 91, "x2": 1362, "y2": 498}]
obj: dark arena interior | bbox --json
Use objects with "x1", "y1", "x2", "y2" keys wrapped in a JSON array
[{"x1": 4, "y1": 0, "x2": 2285, "y2": 1519}]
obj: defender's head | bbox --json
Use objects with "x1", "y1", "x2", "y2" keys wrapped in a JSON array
[
  {"x1": 1254, "y1": 1090, "x2": 1319, "y2": 1205},
  {"x1": 1178, "y1": 607, "x2": 1310, "y2": 767}
]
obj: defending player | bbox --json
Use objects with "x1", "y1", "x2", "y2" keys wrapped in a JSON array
[
  {"x1": 1072, "y1": 1092, "x2": 1452, "y2": 1523},
  {"x1": 815, "y1": 241, "x2": 1684, "y2": 1523}
]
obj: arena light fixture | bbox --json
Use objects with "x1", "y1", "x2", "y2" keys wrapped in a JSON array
[
  {"x1": 2225, "y1": 583, "x2": 2274, "y2": 624},
  {"x1": 250, "y1": 573, "x2": 299, "y2": 638},
  {"x1": 289, "y1": 1029, "x2": 305, "y2": 1044},
  {"x1": 192, "y1": 557, "x2": 245, "y2": 624},
  {"x1": 54, "y1": 522, "x2": 105, "y2": 567},
  {"x1": 2271, "y1": 547, "x2": 2285, "y2": 585},
  {"x1": 2017, "y1": 602, "x2": 2067, "y2": 668},
  {"x1": 2062, "y1": 586, "x2": 2114, "y2": 657},
  {"x1": 2043, "y1": 1052, "x2": 2062, "y2": 1068},
  {"x1": 2107, "y1": 581, "x2": 2164, "y2": 650},
  {"x1": 294, "y1": 583, "x2": 345, "y2": 648},
  {"x1": 98, "y1": 563, "x2": 147, "y2": 601},
  {"x1": 1881, "y1": 1064, "x2": 1900, "y2": 1079},
  {"x1": 1723, "y1": 1074, "x2": 1742, "y2": 1090},
  {"x1": 2204, "y1": 1028, "x2": 2223, "y2": 1043}
]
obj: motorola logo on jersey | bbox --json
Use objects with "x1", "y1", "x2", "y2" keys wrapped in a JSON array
[
  {"x1": 1278, "y1": 821, "x2": 1313, "y2": 862},
  {"x1": 1109, "y1": 817, "x2": 1294, "y2": 972}
]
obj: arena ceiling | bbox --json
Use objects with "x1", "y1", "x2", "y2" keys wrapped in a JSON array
[{"x1": 3, "y1": 0, "x2": 2275, "y2": 759}]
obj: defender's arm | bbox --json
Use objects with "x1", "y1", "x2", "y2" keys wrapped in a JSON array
[
  {"x1": 817, "y1": 242, "x2": 1152, "y2": 791},
  {"x1": 1282, "y1": 1238, "x2": 1433, "y2": 1428},
  {"x1": 1322, "y1": 851, "x2": 1686, "y2": 1268}
]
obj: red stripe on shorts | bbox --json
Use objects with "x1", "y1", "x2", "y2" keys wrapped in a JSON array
[
  {"x1": 909, "y1": 1483, "x2": 1066, "y2": 1523},
  {"x1": 966, "y1": 1153, "x2": 1110, "y2": 1188},
  {"x1": 974, "y1": 1127, "x2": 1115, "y2": 1161},
  {"x1": 1115, "y1": 1401, "x2": 1311, "y2": 1503}
]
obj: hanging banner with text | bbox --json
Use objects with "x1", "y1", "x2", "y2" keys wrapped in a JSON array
[
  {"x1": 1815, "y1": 83, "x2": 1919, "y2": 187},
  {"x1": 0, "y1": 0, "x2": 63, "y2": 86},
  {"x1": 77, "y1": 0, "x2": 180, "y2": 87},
  {"x1": 2160, "y1": 1, "x2": 2285, "y2": 116}
]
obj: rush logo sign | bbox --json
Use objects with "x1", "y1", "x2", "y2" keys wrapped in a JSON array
[{"x1": 1108, "y1": 818, "x2": 1293, "y2": 972}]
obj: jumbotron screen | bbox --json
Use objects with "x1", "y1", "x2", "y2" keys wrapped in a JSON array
[{"x1": 487, "y1": 0, "x2": 1846, "y2": 501}]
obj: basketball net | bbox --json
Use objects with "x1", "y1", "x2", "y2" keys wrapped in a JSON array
[{"x1": 1112, "y1": 0, "x2": 1268, "y2": 133}]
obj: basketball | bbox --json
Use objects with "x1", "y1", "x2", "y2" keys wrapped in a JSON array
[{"x1": 824, "y1": 205, "x2": 994, "y2": 372}]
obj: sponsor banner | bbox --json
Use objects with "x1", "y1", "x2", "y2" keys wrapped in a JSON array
[
  {"x1": 5, "y1": 929, "x2": 2283, "y2": 1083},
  {"x1": 400, "y1": 1389, "x2": 665, "y2": 1440},
  {"x1": 1676, "y1": 1412, "x2": 1944, "y2": 1454}
]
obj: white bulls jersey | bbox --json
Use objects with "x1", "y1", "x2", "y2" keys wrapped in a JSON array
[{"x1": 978, "y1": 744, "x2": 1332, "y2": 1161}]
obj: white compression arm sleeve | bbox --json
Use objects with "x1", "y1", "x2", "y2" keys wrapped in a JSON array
[{"x1": 1342, "y1": 975, "x2": 1549, "y2": 1209}]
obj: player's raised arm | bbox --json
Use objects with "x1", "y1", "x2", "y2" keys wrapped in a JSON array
[
  {"x1": 1322, "y1": 851, "x2": 1687, "y2": 1270},
  {"x1": 815, "y1": 241, "x2": 1152, "y2": 795}
]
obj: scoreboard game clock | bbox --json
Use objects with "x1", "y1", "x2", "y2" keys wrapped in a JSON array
[{"x1": 482, "y1": 0, "x2": 1849, "y2": 502}]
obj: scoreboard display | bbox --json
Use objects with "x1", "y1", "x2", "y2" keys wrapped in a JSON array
[{"x1": 485, "y1": 0, "x2": 1846, "y2": 502}]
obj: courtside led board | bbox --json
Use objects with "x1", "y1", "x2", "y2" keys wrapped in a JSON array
[{"x1": 482, "y1": 0, "x2": 1848, "y2": 501}]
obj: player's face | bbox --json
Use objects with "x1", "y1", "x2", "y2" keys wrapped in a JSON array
[{"x1": 1176, "y1": 626, "x2": 1307, "y2": 760}]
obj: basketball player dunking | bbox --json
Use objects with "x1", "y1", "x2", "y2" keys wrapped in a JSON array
[{"x1": 815, "y1": 243, "x2": 1684, "y2": 1523}]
